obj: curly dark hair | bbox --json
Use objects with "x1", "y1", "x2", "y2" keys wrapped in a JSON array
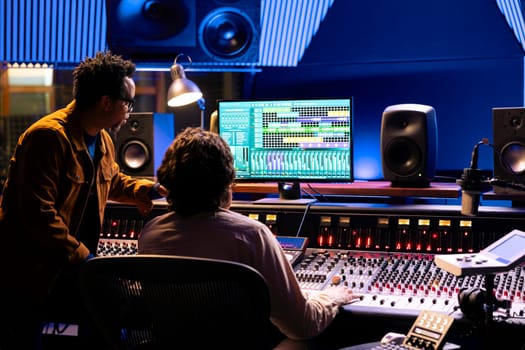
[
  {"x1": 72, "y1": 51, "x2": 135, "y2": 110},
  {"x1": 157, "y1": 127, "x2": 236, "y2": 217}
]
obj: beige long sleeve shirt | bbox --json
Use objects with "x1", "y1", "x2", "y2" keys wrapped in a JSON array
[{"x1": 137, "y1": 208, "x2": 345, "y2": 340}]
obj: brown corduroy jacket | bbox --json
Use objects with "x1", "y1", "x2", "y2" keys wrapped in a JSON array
[{"x1": 0, "y1": 100, "x2": 156, "y2": 300}]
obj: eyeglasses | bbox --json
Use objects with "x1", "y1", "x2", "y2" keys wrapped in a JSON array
[{"x1": 118, "y1": 97, "x2": 135, "y2": 112}]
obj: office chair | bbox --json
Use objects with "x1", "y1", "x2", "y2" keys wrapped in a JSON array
[{"x1": 78, "y1": 254, "x2": 276, "y2": 350}]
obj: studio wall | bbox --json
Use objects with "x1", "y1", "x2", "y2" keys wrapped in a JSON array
[
  {"x1": 250, "y1": 0, "x2": 525, "y2": 179},
  {"x1": 1, "y1": 0, "x2": 524, "y2": 181}
]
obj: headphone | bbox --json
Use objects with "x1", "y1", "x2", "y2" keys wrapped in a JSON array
[
  {"x1": 458, "y1": 288, "x2": 487, "y2": 321},
  {"x1": 458, "y1": 287, "x2": 512, "y2": 321}
]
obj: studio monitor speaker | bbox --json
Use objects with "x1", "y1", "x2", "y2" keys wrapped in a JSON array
[
  {"x1": 114, "y1": 113, "x2": 174, "y2": 178},
  {"x1": 381, "y1": 104, "x2": 438, "y2": 187},
  {"x1": 106, "y1": 0, "x2": 261, "y2": 66},
  {"x1": 493, "y1": 107, "x2": 525, "y2": 193}
]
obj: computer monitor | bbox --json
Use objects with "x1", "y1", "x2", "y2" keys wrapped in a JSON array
[{"x1": 217, "y1": 98, "x2": 353, "y2": 200}]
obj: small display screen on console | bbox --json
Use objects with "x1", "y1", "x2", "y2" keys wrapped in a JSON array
[{"x1": 488, "y1": 233, "x2": 525, "y2": 263}]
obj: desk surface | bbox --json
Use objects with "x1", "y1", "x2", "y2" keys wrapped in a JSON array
[
  {"x1": 233, "y1": 181, "x2": 461, "y2": 198},
  {"x1": 483, "y1": 191, "x2": 525, "y2": 202}
]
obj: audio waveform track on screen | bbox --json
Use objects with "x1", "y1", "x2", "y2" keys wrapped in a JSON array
[{"x1": 218, "y1": 98, "x2": 353, "y2": 182}]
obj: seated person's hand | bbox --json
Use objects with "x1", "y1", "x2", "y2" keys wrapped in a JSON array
[
  {"x1": 157, "y1": 184, "x2": 168, "y2": 197},
  {"x1": 320, "y1": 286, "x2": 361, "y2": 305},
  {"x1": 151, "y1": 182, "x2": 168, "y2": 197}
]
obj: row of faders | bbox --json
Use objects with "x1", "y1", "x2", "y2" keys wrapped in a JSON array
[{"x1": 96, "y1": 218, "x2": 144, "y2": 256}]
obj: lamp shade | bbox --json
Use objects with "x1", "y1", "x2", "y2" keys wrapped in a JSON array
[{"x1": 167, "y1": 63, "x2": 203, "y2": 107}]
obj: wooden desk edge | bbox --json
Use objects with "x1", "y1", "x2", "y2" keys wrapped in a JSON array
[{"x1": 233, "y1": 181, "x2": 460, "y2": 198}]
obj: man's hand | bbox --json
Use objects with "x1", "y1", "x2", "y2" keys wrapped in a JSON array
[{"x1": 319, "y1": 286, "x2": 362, "y2": 305}]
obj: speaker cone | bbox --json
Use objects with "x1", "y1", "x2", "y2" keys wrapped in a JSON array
[
  {"x1": 200, "y1": 8, "x2": 254, "y2": 59},
  {"x1": 384, "y1": 137, "x2": 422, "y2": 176},
  {"x1": 121, "y1": 140, "x2": 151, "y2": 172},
  {"x1": 500, "y1": 142, "x2": 525, "y2": 174}
]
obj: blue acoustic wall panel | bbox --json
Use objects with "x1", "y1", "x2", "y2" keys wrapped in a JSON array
[{"x1": 0, "y1": 0, "x2": 107, "y2": 66}]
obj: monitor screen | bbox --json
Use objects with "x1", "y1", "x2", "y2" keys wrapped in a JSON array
[{"x1": 217, "y1": 98, "x2": 353, "y2": 184}]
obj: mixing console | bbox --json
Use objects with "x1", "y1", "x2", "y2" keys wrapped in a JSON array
[
  {"x1": 98, "y1": 235, "x2": 525, "y2": 322},
  {"x1": 99, "y1": 199, "x2": 525, "y2": 346},
  {"x1": 296, "y1": 248, "x2": 525, "y2": 322}
]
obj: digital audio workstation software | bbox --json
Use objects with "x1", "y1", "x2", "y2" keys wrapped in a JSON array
[{"x1": 217, "y1": 98, "x2": 353, "y2": 182}]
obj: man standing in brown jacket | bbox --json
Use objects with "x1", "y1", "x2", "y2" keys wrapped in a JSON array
[{"x1": 0, "y1": 52, "x2": 165, "y2": 349}]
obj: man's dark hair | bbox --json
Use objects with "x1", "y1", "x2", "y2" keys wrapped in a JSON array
[
  {"x1": 157, "y1": 127, "x2": 235, "y2": 217},
  {"x1": 72, "y1": 51, "x2": 135, "y2": 110}
]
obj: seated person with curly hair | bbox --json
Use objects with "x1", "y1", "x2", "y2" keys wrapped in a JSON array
[{"x1": 138, "y1": 127, "x2": 360, "y2": 347}]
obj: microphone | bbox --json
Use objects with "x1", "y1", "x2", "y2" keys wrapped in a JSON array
[
  {"x1": 458, "y1": 168, "x2": 484, "y2": 216},
  {"x1": 457, "y1": 139, "x2": 491, "y2": 216}
]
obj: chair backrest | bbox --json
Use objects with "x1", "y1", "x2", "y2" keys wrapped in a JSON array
[{"x1": 78, "y1": 255, "x2": 274, "y2": 350}]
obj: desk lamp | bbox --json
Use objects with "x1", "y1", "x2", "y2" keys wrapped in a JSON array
[{"x1": 167, "y1": 54, "x2": 206, "y2": 128}]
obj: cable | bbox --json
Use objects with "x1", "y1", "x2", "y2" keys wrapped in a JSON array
[
  {"x1": 303, "y1": 183, "x2": 328, "y2": 202},
  {"x1": 461, "y1": 137, "x2": 525, "y2": 191},
  {"x1": 432, "y1": 175, "x2": 458, "y2": 183},
  {"x1": 488, "y1": 178, "x2": 525, "y2": 192},
  {"x1": 295, "y1": 201, "x2": 313, "y2": 237},
  {"x1": 53, "y1": 322, "x2": 71, "y2": 335},
  {"x1": 469, "y1": 138, "x2": 490, "y2": 169}
]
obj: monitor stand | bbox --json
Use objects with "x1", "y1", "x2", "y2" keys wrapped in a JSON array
[
  {"x1": 253, "y1": 182, "x2": 317, "y2": 205},
  {"x1": 279, "y1": 182, "x2": 301, "y2": 199}
]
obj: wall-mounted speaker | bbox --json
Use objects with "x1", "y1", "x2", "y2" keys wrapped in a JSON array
[
  {"x1": 493, "y1": 107, "x2": 525, "y2": 193},
  {"x1": 106, "y1": 0, "x2": 260, "y2": 66},
  {"x1": 380, "y1": 104, "x2": 438, "y2": 187},
  {"x1": 114, "y1": 113, "x2": 174, "y2": 179}
]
